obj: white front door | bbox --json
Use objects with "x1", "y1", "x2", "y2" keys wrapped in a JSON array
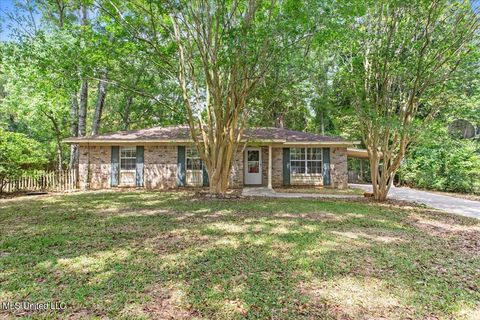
[{"x1": 245, "y1": 148, "x2": 262, "y2": 185}]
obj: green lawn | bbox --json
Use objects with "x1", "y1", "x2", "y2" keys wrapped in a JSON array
[{"x1": 0, "y1": 191, "x2": 479, "y2": 319}]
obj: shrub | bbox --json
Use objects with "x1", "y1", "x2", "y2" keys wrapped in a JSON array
[
  {"x1": 0, "y1": 130, "x2": 47, "y2": 192},
  {"x1": 399, "y1": 126, "x2": 480, "y2": 194}
]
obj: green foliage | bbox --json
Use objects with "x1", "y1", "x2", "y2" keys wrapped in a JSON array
[
  {"x1": 0, "y1": 130, "x2": 47, "y2": 192},
  {"x1": 0, "y1": 0, "x2": 479, "y2": 195},
  {"x1": 399, "y1": 125, "x2": 480, "y2": 194}
]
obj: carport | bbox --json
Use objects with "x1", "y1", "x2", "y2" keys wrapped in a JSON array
[{"x1": 347, "y1": 148, "x2": 370, "y2": 183}]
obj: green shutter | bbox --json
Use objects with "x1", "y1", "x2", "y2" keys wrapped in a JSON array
[
  {"x1": 323, "y1": 148, "x2": 331, "y2": 185},
  {"x1": 202, "y1": 163, "x2": 209, "y2": 187},
  {"x1": 177, "y1": 146, "x2": 186, "y2": 187},
  {"x1": 111, "y1": 146, "x2": 119, "y2": 187},
  {"x1": 135, "y1": 146, "x2": 144, "y2": 187},
  {"x1": 283, "y1": 148, "x2": 290, "y2": 186}
]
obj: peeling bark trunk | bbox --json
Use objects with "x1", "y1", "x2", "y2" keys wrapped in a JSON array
[
  {"x1": 170, "y1": 2, "x2": 273, "y2": 194},
  {"x1": 346, "y1": 1, "x2": 477, "y2": 201},
  {"x1": 91, "y1": 71, "x2": 108, "y2": 135}
]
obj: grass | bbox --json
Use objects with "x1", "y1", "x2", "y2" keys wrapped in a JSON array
[{"x1": 0, "y1": 190, "x2": 479, "y2": 319}]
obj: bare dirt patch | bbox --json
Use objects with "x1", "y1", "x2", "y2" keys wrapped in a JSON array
[
  {"x1": 142, "y1": 232, "x2": 211, "y2": 254},
  {"x1": 143, "y1": 284, "x2": 199, "y2": 319},
  {"x1": 407, "y1": 213, "x2": 480, "y2": 256},
  {"x1": 331, "y1": 230, "x2": 405, "y2": 244},
  {"x1": 300, "y1": 277, "x2": 415, "y2": 320}
]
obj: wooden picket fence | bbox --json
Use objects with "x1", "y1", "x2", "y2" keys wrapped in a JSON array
[{"x1": 2, "y1": 169, "x2": 78, "y2": 193}]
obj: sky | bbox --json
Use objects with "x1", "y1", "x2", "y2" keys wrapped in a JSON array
[
  {"x1": 0, "y1": 0, "x2": 41, "y2": 41},
  {"x1": 0, "y1": 0, "x2": 17, "y2": 41}
]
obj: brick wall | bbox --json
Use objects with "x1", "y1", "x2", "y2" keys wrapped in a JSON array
[
  {"x1": 78, "y1": 145, "x2": 178, "y2": 190},
  {"x1": 144, "y1": 145, "x2": 177, "y2": 189},
  {"x1": 79, "y1": 146, "x2": 111, "y2": 190},
  {"x1": 259, "y1": 147, "x2": 283, "y2": 187},
  {"x1": 78, "y1": 144, "x2": 348, "y2": 190},
  {"x1": 330, "y1": 147, "x2": 348, "y2": 189},
  {"x1": 229, "y1": 146, "x2": 244, "y2": 188},
  {"x1": 272, "y1": 147, "x2": 283, "y2": 187}
]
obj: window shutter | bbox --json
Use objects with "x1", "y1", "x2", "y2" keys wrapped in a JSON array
[
  {"x1": 135, "y1": 146, "x2": 144, "y2": 187},
  {"x1": 283, "y1": 148, "x2": 290, "y2": 186},
  {"x1": 202, "y1": 163, "x2": 209, "y2": 187},
  {"x1": 323, "y1": 148, "x2": 331, "y2": 185},
  {"x1": 111, "y1": 146, "x2": 119, "y2": 187},
  {"x1": 177, "y1": 146, "x2": 186, "y2": 187}
]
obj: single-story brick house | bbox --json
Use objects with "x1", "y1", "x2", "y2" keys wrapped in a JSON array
[{"x1": 64, "y1": 126, "x2": 358, "y2": 190}]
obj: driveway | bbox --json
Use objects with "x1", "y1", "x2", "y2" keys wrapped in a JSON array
[{"x1": 350, "y1": 184, "x2": 480, "y2": 219}]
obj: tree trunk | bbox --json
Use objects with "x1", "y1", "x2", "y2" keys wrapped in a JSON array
[
  {"x1": 320, "y1": 109, "x2": 325, "y2": 135},
  {"x1": 170, "y1": 1, "x2": 271, "y2": 195},
  {"x1": 54, "y1": 131, "x2": 63, "y2": 172},
  {"x1": 78, "y1": 81, "x2": 88, "y2": 136},
  {"x1": 207, "y1": 145, "x2": 236, "y2": 195},
  {"x1": 273, "y1": 107, "x2": 285, "y2": 128},
  {"x1": 7, "y1": 114, "x2": 16, "y2": 131},
  {"x1": 69, "y1": 93, "x2": 79, "y2": 169},
  {"x1": 367, "y1": 141, "x2": 403, "y2": 201},
  {"x1": 54, "y1": 0, "x2": 66, "y2": 27},
  {"x1": 44, "y1": 112, "x2": 63, "y2": 171},
  {"x1": 78, "y1": 4, "x2": 88, "y2": 137},
  {"x1": 123, "y1": 95, "x2": 133, "y2": 131},
  {"x1": 91, "y1": 71, "x2": 108, "y2": 135}
]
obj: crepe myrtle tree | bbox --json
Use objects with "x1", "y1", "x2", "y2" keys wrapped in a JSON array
[
  {"x1": 169, "y1": 0, "x2": 284, "y2": 194},
  {"x1": 97, "y1": 0, "x2": 309, "y2": 194},
  {"x1": 339, "y1": 0, "x2": 479, "y2": 201}
]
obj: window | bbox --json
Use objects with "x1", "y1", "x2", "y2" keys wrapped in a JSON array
[
  {"x1": 291, "y1": 148, "x2": 306, "y2": 174},
  {"x1": 120, "y1": 147, "x2": 136, "y2": 170},
  {"x1": 290, "y1": 147, "x2": 323, "y2": 175},
  {"x1": 186, "y1": 147, "x2": 202, "y2": 171},
  {"x1": 307, "y1": 148, "x2": 322, "y2": 174},
  {"x1": 247, "y1": 149, "x2": 260, "y2": 173}
]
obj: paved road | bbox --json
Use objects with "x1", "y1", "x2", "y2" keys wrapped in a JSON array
[{"x1": 350, "y1": 184, "x2": 480, "y2": 219}]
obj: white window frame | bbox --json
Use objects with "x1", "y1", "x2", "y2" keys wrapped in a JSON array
[
  {"x1": 120, "y1": 146, "x2": 136, "y2": 171},
  {"x1": 290, "y1": 147, "x2": 323, "y2": 175},
  {"x1": 186, "y1": 146, "x2": 203, "y2": 172},
  {"x1": 290, "y1": 148, "x2": 306, "y2": 174}
]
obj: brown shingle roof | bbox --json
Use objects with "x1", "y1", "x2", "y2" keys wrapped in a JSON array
[
  {"x1": 64, "y1": 125, "x2": 352, "y2": 144},
  {"x1": 244, "y1": 127, "x2": 345, "y2": 142}
]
